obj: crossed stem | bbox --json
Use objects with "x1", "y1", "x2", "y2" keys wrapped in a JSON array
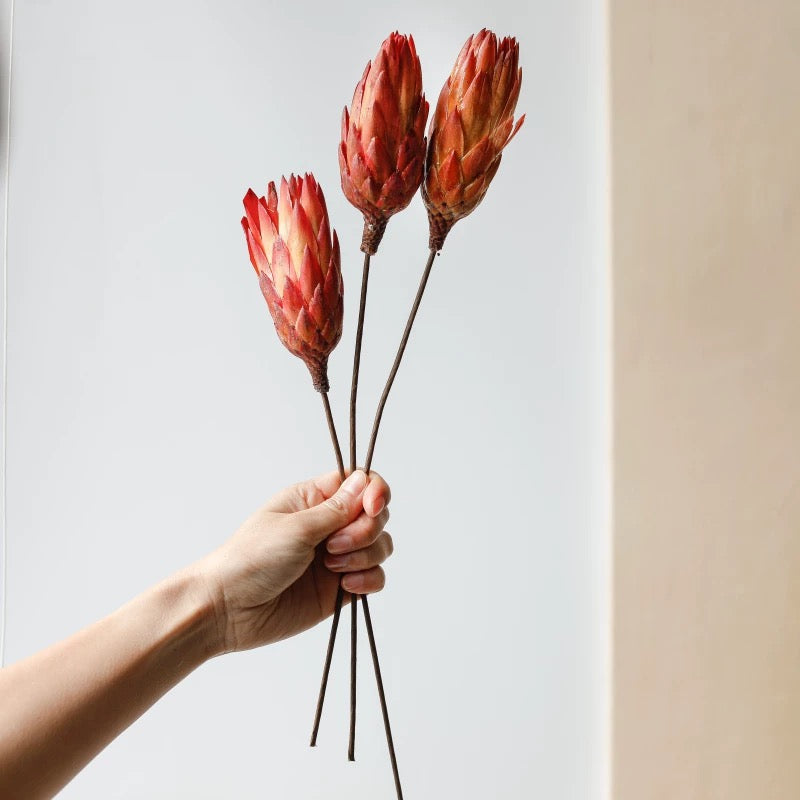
[{"x1": 311, "y1": 246, "x2": 437, "y2": 800}]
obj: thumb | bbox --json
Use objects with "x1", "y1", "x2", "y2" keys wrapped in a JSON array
[{"x1": 291, "y1": 470, "x2": 367, "y2": 545}]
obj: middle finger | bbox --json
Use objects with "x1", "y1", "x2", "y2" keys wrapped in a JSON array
[{"x1": 324, "y1": 531, "x2": 394, "y2": 572}]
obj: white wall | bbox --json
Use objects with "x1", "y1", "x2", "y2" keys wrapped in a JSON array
[{"x1": 1, "y1": 1, "x2": 608, "y2": 797}]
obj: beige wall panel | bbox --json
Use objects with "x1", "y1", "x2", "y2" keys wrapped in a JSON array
[{"x1": 611, "y1": 2, "x2": 800, "y2": 799}]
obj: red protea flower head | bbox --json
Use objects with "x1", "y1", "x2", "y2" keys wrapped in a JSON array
[
  {"x1": 242, "y1": 174, "x2": 343, "y2": 392},
  {"x1": 339, "y1": 32, "x2": 429, "y2": 255},
  {"x1": 423, "y1": 29, "x2": 525, "y2": 251}
]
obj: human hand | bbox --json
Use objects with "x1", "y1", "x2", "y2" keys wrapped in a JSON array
[{"x1": 197, "y1": 470, "x2": 392, "y2": 654}]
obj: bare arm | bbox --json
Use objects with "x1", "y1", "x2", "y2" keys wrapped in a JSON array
[
  {"x1": 0, "y1": 570, "x2": 216, "y2": 798},
  {"x1": 0, "y1": 469, "x2": 392, "y2": 798}
]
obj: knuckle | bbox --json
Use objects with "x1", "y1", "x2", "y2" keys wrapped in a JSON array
[
  {"x1": 302, "y1": 483, "x2": 326, "y2": 508},
  {"x1": 383, "y1": 532, "x2": 394, "y2": 558},
  {"x1": 324, "y1": 494, "x2": 347, "y2": 515}
]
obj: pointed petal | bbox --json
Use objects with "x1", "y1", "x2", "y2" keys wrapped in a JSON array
[
  {"x1": 491, "y1": 116, "x2": 514, "y2": 151},
  {"x1": 350, "y1": 63, "x2": 370, "y2": 125},
  {"x1": 491, "y1": 56, "x2": 514, "y2": 118},
  {"x1": 451, "y1": 34, "x2": 475, "y2": 84},
  {"x1": 453, "y1": 49, "x2": 477, "y2": 101},
  {"x1": 349, "y1": 149, "x2": 372, "y2": 188},
  {"x1": 505, "y1": 114, "x2": 525, "y2": 148},
  {"x1": 308, "y1": 283, "x2": 327, "y2": 328},
  {"x1": 396, "y1": 135, "x2": 417, "y2": 172},
  {"x1": 467, "y1": 155, "x2": 501, "y2": 203},
  {"x1": 361, "y1": 73, "x2": 392, "y2": 148},
  {"x1": 298, "y1": 244, "x2": 322, "y2": 302},
  {"x1": 266, "y1": 181, "x2": 278, "y2": 212},
  {"x1": 424, "y1": 163, "x2": 442, "y2": 204},
  {"x1": 360, "y1": 175, "x2": 381, "y2": 205},
  {"x1": 243, "y1": 189, "x2": 262, "y2": 234},
  {"x1": 365, "y1": 135, "x2": 393, "y2": 183},
  {"x1": 294, "y1": 306, "x2": 316, "y2": 347},
  {"x1": 439, "y1": 108, "x2": 465, "y2": 156},
  {"x1": 475, "y1": 29, "x2": 498, "y2": 75},
  {"x1": 460, "y1": 72, "x2": 492, "y2": 144},
  {"x1": 258, "y1": 270, "x2": 282, "y2": 323},
  {"x1": 287, "y1": 201, "x2": 315, "y2": 278},
  {"x1": 277, "y1": 176, "x2": 292, "y2": 241},
  {"x1": 323, "y1": 242, "x2": 342, "y2": 310},
  {"x1": 257, "y1": 196, "x2": 277, "y2": 256},
  {"x1": 331, "y1": 229, "x2": 341, "y2": 279},
  {"x1": 316, "y1": 215, "x2": 332, "y2": 275},
  {"x1": 400, "y1": 154, "x2": 422, "y2": 187},
  {"x1": 271, "y1": 238, "x2": 291, "y2": 296},
  {"x1": 243, "y1": 222, "x2": 269, "y2": 277},
  {"x1": 398, "y1": 44, "x2": 421, "y2": 122},
  {"x1": 300, "y1": 175, "x2": 324, "y2": 237},
  {"x1": 498, "y1": 70, "x2": 522, "y2": 124},
  {"x1": 460, "y1": 138, "x2": 492, "y2": 183},
  {"x1": 379, "y1": 172, "x2": 405, "y2": 210},
  {"x1": 281, "y1": 275, "x2": 304, "y2": 324},
  {"x1": 439, "y1": 150, "x2": 463, "y2": 191}
]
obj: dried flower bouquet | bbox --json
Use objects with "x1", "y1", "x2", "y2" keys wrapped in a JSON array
[{"x1": 240, "y1": 29, "x2": 523, "y2": 799}]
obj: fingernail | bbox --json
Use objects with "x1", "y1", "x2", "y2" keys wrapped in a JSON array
[
  {"x1": 327, "y1": 534, "x2": 353, "y2": 554},
  {"x1": 372, "y1": 497, "x2": 386, "y2": 516},
  {"x1": 340, "y1": 470, "x2": 366, "y2": 496},
  {"x1": 325, "y1": 554, "x2": 349, "y2": 569}
]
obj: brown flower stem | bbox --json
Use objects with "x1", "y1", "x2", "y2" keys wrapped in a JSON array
[
  {"x1": 350, "y1": 252, "x2": 371, "y2": 471},
  {"x1": 321, "y1": 392, "x2": 345, "y2": 479},
  {"x1": 362, "y1": 595, "x2": 403, "y2": 799},
  {"x1": 364, "y1": 248, "x2": 437, "y2": 472},
  {"x1": 309, "y1": 584, "x2": 343, "y2": 747},
  {"x1": 350, "y1": 247, "x2": 440, "y2": 800},
  {"x1": 346, "y1": 250, "x2": 371, "y2": 761},
  {"x1": 348, "y1": 590, "x2": 357, "y2": 761},
  {"x1": 310, "y1": 391, "x2": 346, "y2": 747}
]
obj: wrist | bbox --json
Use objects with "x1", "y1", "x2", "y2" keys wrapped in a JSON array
[{"x1": 157, "y1": 567, "x2": 226, "y2": 662}]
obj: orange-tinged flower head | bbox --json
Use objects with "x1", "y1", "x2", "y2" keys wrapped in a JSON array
[
  {"x1": 423, "y1": 29, "x2": 525, "y2": 251},
  {"x1": 340, "y1": 32, "x2": 429, "y2": 254},
  {"x1": 242, "y1": 174, "x2": 343, "y2": 392}
]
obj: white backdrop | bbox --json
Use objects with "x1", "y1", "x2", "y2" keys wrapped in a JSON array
[{"x1": 1, "y1": 1, "x2": 608, "y2": 797}]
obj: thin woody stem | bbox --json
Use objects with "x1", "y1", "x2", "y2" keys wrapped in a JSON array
[
  {"x1": 309, "y1": 584, "x2": 344, "y2": 747},
  {"x1": 347, "y1": 252, "x2": 370, "y2": 761},
  {"x1": 364, "y1": 248, "x2": 437, "y2": 472},
  {"x1": 347, "y1": 247, "x2": 404, "y2": 792},
  {"x1": 310, "y1": 391, "x2": 346, "y2": 747},
  {"x1": 353, "y1": 247, "x2": 439, "y2": 799},
  {"x1": 348, "y1": 589, "x2": 357, "y2": 761},
  {"x1": 350, "y1": 252, "x2": 371, "y2": 471},
  {"x1": 311, "y1": 239, "x2": 428, "y2": 799},
  {"x1": 362, "y1": 595, "x2": 403, "y2": 799},
  {"x1": 321, "y1": 392, "x2": 345, "y2": 479}
]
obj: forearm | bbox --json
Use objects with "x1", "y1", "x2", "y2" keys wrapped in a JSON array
[{"x1": 0, "y1": 568, "x2": 220, "y2": 799}]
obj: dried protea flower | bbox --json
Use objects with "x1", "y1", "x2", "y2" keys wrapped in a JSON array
[
  {"x1": 340, "y1": 32, "x2": 429, "y2": 255},
  {"x1": 423, "y1": 29, "x2": 525, "y2": 251},
  {"x1": 242, "y1": 174, "x2": 343, "y2": 392}
]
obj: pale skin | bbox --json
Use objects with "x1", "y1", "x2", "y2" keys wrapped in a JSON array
[{"x1": 0, "y1": 469, "x2": 392, "y2": 799}]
